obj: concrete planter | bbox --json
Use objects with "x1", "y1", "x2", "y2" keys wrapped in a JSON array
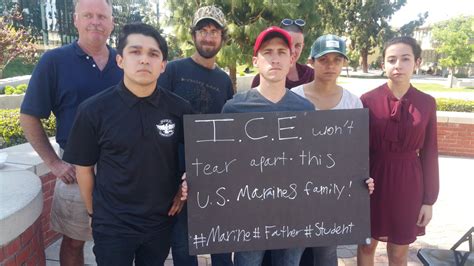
[
  {"x1": 0, "y1": 94, "x2": 24, "y2": 109},
  {"x1": 0, "y1": 75, "x2": 30, "y2": 109}
]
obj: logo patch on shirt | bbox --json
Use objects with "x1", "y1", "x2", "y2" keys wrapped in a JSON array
[{"x1": 156, "y1": 119, "x2": 175, "y2": 137}]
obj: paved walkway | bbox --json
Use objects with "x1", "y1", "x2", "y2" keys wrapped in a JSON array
[{"x1": 45, "y1": 155, "x2": 473, "y2": 265}]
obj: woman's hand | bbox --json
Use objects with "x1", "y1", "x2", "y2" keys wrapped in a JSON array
[{"x1": 417, "y1": 204, "x2": 433, "y2": 227}]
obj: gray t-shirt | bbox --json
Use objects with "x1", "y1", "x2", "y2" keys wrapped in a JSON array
[{"x1": 222, "y1": 88, "x2": 314, "y2": 113}]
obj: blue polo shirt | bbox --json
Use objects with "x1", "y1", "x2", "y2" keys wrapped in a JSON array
[{"x1": 21, "y1": 41, "x2": 123, "y2": 149}]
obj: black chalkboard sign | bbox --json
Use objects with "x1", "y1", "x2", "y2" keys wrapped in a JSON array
[{"x1": 184, "y1": 109, "x2": 370, "y2": 255}]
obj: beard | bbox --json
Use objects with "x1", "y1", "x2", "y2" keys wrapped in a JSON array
[{"x1": 195, "y1": 41, "x2": 221, "y2": 59}]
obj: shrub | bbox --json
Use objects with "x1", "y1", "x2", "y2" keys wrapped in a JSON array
[
  {"x1": 4, "y1": 85, "x2": 15, "y2": 95},
  {"x1": 0, "y1": 109, "x2": 56, "y2": 148},
  {"x1": 15, "y1": 84, "x2": 27, "y2": 93},
  {"x1": 436, "y1": 98, "x2": 474, "y2": 112},
  {"x1": 454, "y1": 73, "x2": 468, "y2": 79},
  {"x1": 1, "y1": 83, "x2": 28, "y2": 95}
]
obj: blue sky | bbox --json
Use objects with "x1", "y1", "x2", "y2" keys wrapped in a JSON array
[{"x1": 390, "y1": 0, "x2": 474, "y2": 27}]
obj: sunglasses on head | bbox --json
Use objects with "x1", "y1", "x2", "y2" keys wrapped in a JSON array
[{"x1": 281, "y1": 18, "x2": 306, "y2": 27}]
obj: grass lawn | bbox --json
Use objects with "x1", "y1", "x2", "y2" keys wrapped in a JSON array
[
  {"x1": 412, "y1": 83, "x2": 474, "y2": 93},
  {"x1": 2, "y1": 58, "x2": 37, "y2": 78}
]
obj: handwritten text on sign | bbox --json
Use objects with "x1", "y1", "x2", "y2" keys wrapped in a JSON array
[{"x1": 184, "y1": 109, "x2": 370, "y2": 255}]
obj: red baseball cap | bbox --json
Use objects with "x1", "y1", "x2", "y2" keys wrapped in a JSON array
[{"x1": 253, "y1": 26, "x2": 293, "y2": 56}]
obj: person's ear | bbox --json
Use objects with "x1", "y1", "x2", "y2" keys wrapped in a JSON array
[
  {"x1": 73, "y1": 13, "x2": 78, "y2": 28},
  {"x1": 116, "y1": 54, "x2": 124, "y2": 69},
  {"x1": 415, "y1": 58, "x2": 422, "y2": 69},
  {"x1": 290, "y1": 50, "x2": 296, "y2": 65},
  {"x1": 160, "y1": 60, "x2": 167, "y2": 74}
]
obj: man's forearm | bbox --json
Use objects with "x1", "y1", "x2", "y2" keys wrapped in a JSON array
[
  {"x1": 20, "y1": 113, "x2": 60, "y2": 167},
  {"x1": 76, "y1": 165, "x2": 95, "y2": 214}
]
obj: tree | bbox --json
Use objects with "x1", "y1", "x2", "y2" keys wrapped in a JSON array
[
  {"x1": 398, "y1": 12, "x2": 428, "y2": 37},
  {"x1": 112, "y1": 0, "x2": 162, "y2": 45},
  {"x1": 336, "y1": 0, "x2": 407, "y2": 73},
  {"x1": 432, "y1": 16, "x2": 474, "y2": 88},
  {"x1": 0, "y1": 17, "x2": 36, "y2": 79},
  {"x1": 347, "y1": 49, "x2": 360, "y2": 72},
  {"x1": 0, "y1": 0, "x2": 45, "y2": 40},
  {"x1": 164, "y1": 0, "x2": 333, "y2": 91}
]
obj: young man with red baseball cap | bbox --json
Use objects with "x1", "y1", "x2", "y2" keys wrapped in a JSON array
[{"x1": 221, "y1": 26, "x2": 314, "y2": 266}]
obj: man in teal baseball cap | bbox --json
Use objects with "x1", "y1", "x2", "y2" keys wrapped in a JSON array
[{"x1": 292, "y1": 33, "x2": 369, "y2": 266}]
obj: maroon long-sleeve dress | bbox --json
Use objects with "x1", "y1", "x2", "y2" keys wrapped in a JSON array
[{"x1": 360, "y1": 83, "x2": 439, "y2": 245}]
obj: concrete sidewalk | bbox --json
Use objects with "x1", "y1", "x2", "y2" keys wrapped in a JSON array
[{"x1": 45, "y1": 156, "x2": 474, "y2": 265}]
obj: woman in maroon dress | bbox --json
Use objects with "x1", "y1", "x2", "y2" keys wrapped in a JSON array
[{"x1": 357, "y1": 37, "x2": 439, "y2": 265}]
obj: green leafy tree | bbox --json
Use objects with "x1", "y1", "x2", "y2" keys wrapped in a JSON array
[
  {"x1": 398, "y1": 12, "x2": 428, "y2": 36},
  {"x1": 164, "y1": 0, "x2": 335, "y2": 91},
  {"x1": 112, "y1": 0, "x2": 162, "y2": 46},
  {"x1": 432, "y1": 16, "x2": 474, "y2": 87},
  {"x1": 347, "y1": 49, "x2": 360, "y2": 72},
  {"x1": 336, "y1": 0, "x2": 406, "y2": 73}
]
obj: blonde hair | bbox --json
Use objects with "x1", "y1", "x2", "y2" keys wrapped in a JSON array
[{"x1": 74, "y1": 0, "x2": 113, "y2": 10}]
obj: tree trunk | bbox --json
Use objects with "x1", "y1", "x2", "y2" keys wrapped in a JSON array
[
  {"x1": 361, "y1": 48, "x2": 369, "y2": 73},
  {"x1": 448, "y1": 68, "x2": 455, "y2": 88},
  {"x1": 0, "y1": 69, "x2": 3, "y2": 79},
  {"x1": 229, "y1": 63, "x2": 237, "y2": 94}
]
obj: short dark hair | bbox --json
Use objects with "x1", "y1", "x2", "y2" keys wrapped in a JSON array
[
  {"x1": 117, "y1": 23, "x2": 168, "y2": 61},
  {"x1": 382, "y1": 36, "x2": 422, "y2": 61},
  {"x1": 190, "y1": 19, "x2": 229, "y2": 42}
]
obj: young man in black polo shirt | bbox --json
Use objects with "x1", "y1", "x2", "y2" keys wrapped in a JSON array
[{"x1": 63, "y1": 23, "x2": 192, "y2": 265}]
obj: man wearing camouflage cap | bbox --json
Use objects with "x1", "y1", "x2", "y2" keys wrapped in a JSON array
[{"x1": 158, "y1": 5, "x2": 234, "y2": 266}]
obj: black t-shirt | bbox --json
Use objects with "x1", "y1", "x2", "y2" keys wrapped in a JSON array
[
  {"x1": 63, "y1": 81, "x2": 193, "y2": 236},
  {"x1": 158, "y1": 57, "x2": 234, "y2": 173},
  {"x1": 158, "y1": 57, "x2": 234, "y2": 114}
]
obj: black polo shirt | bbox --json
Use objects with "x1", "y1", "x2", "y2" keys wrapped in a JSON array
[{"x1": 63, "y1": 81, "x2": 193, "y2": 236}]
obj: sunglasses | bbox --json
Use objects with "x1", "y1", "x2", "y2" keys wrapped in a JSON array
[{"x1": 281, "y1": 18, "x2": 306, "y2": 27}]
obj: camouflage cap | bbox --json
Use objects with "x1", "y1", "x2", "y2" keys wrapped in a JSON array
[{"x1": 192, "y1": 5, "x2": 226, "y2": 28}]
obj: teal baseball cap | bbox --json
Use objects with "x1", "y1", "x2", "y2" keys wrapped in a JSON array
[{"x1": 310, "y1": 34, "x2": 348, "y2": 59}]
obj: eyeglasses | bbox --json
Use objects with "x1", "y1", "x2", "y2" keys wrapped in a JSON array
[
  {"x1": 196, "y1": 29, "x2": 221, "y2": 38},
  {"x1": 281, "y1": 18, "x2": 306, "y2": 27}
]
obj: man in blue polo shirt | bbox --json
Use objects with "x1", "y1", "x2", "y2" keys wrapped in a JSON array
[
  {"x1": 63, "y1": 23, "x2": 192, "y2": 265},
  {"x1": 19, "y1": 0, "x2": 122, "y2": 264}
]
